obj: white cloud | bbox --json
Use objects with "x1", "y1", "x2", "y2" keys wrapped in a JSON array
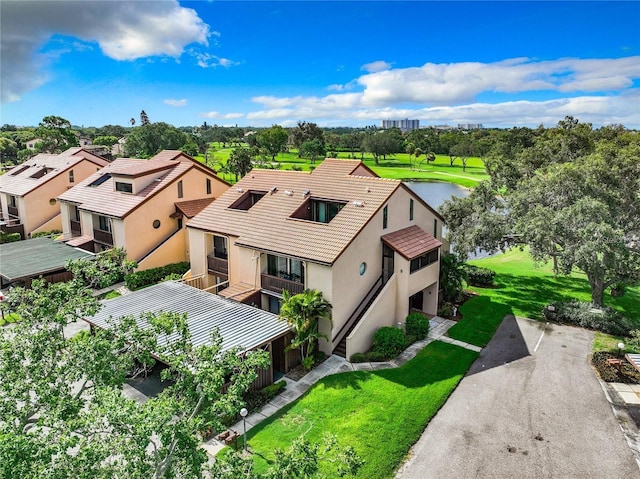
[
  {"x1": 1, "y1": 0, "x2": 210, "y2": 102},
  {"x1": 194, "y1": 52, "x2": 239, "y2": 68},
  {"x1": 199, "y1": 111, "x2": 220, "y2": 118},
  {"x1": 361, "y1": 60, "x2": 392, "y2": 73},
  {"x1": 223, "y1": 113, "x2": 245, "y2": 119},
  {"x1": 164, "y1": 99, "x2": 188, "y2": 107}
]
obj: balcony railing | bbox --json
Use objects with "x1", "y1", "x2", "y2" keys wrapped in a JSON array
[
  {"x1": 93, "y1": 228, "x2": 113, "y2": 246},
  {"x1": 7, "y1": 205, "x2": 18, "y2": 217},
  {"x1": 261, "y1": 274, "x2": 305, "y2": 296},
  {"x1": 207, "y1": 255, "x2": 229, "y2": 275},
  {"x1": 70, "y1": 220, "x2": 81, "y2": 235}
]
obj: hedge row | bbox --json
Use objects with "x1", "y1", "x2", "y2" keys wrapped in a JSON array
[
  {"x1": 124, "y1": 262, "x2": 190, "y2": 290},
  {"x1": 542, "y1": 300, "x2": 634, "y2": 336}
]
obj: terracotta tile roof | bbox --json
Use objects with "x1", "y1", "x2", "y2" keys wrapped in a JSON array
[
  {"x1": 58, "y1": 151, "x2": 221, "y2": 219},
  {"x1": 0, "y1": 148, "x2": 109, "y2": 197},
  {"x1": 65, "y1": 235, "x2": 94, "y2": 247},
  {"x1": 188, "y1": 159, "x2": 406, "y2": 264},
  {"x1": 173, "y1": 198, "x2": 215, "y2": 218},
  {"x1": 109, "y1": 160, "x2": 176, "y2": 177},
  {"x1": 381, "y1": 225, "x2": 442, "y2": 260}
]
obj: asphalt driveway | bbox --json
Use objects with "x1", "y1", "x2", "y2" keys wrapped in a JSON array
[{"x1": 396, "y1": 315, "x2": 639, "y2": 479}]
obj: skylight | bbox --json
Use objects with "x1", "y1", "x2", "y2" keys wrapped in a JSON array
[{"x1": 88, "y1": 173, "x2": 111, "y2": 187}]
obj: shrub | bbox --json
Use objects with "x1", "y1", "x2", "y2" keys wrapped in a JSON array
[
  {"x1": 542, "y1": 300, "x2": 634, "y2": 336},
  {"x1": 372, "y1": 326, "x2": 406, "y2": 360},
  {"x1": 31, "y1": 230, "x2": 62, "y2": 238},
  {"x1": 125, "y1": 262, "x2": 190, "y2": 290},
  {"x1": 405, "y1": 334, "x2": 418, "y2": 346},
  {"x1": 437, "y1": 302, "x2": 455, "y2": 319},
  {"x1": 464, "y1": 265, "x2": 496, "y2": 287},
  {"x1": 0, "y1": 232, "x2": 21, "y2": 243},
  {"x1": 350, "y1": 352, "x2": 366, "y2": 363},
  {"x1": 243, "y1": 380, "x2": 286, "y2": 412},
  {"x1": 365, "y1": 351, "x2": 387, "y2": 362},
  {"x1": 405, "y1": 312, "x2": 429, "y2": 340}
]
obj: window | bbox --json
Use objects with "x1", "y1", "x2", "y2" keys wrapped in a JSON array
[
  {"x1": 410, "y1": 249, "x2": 439, "y2": 273},
  {"x1": 98, "y1": 215, "x2": 111, "y2": 232},
  {"x1": 177, "y1": 218, "x2": 183, "y2": 229},
  {"x1": 290, "y1": 198, "x2": 346, "y2": 223},
  {"x1": 89, "y1": 174, "x2": 111, "y2": 187},
  {"x1": 152, "y1": 219, "x2": 161, "y2": 229},
  {"x1": 10, "y1": 165, "x2": 29, "y2": 176},
  {"x1": 206, "y1": 178, "x2": 212, "y2": 195},
  {"x1": 266, "y1": 254, "x2": 304, "y2": 283},
  {"x1": 213, "y1": 235, "x2": 228, "y2": 259},
  {"x1": 177, "y1": 180, "x2": 183, "y2": 198},
  {"x1": 268, "y1": 296, "x2": 281, "y2": 315},
  {"x1": 383, "y1": 205, "x2": 388, "y2": 229},
  {"x1": 433, "y1": 219, "x2": 438, "y2": 238},
  {"x1": 9, "y1": 195, "x2": 17, "y2": 207},
  {"x1": 409, "y1": 199, "x2": 414, "y2": 221},
  {"x1": 359, "y1": 262, "x2": 367, "y2": 276},
  {"x1": 115, "y1": 181, "x2": 133, "y2": 193},
  {"x1": 69, "y1": 170, "x2": 75, "y2": 183},
  {"x1": 229, "y1": 190, "x2": 266, "y2": 211},
  {"x1": 72, "y1": 205, "x2": 80, "y2": 222}
]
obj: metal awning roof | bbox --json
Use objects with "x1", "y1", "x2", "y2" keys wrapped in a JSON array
[
  {"x1": 0, "y1": 237, "x2": 93, "y2": 282},
  {"x1": 86, "y1": 281, "x2": 290, "y2": 353}
]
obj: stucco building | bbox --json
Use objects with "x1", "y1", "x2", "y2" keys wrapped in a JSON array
[
  {"x1": 0, "y1": 148, "x2": 109, "y2": 239},
  {"x1": 186, "y1": 159, "x2": 444, "y2": 359},
  {"x1": 57, "y1": 150, "x2": 229, "y2": 270}
]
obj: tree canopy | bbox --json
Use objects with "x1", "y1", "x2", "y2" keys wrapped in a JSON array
[
  {"x1": 440, "y1": 117, "x2": 640, "y2": 306},
  {"x1": 35, "y1": 115, "x2": 79, "y2": 153},
  {"x1": 125, "y1": 122, "x2": 187, "y2": 158}
]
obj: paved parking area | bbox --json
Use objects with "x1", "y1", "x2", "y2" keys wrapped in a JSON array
[{"x1": 396, "y1": 316, "x2": 639, "y2": 479}]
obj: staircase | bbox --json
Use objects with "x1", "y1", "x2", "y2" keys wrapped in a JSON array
[{"x1": 332, "y1": 275, "x2": 384, "y2": 358}]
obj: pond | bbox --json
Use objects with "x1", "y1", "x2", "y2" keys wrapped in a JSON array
[{"x1": 405, "y1": 181, "x2": 492, "y2": 259}]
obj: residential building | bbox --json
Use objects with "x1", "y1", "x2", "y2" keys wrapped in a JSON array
[
  {"x1": 457, "y1": 123, "x2": 484, "y2": 130},
  {"x1": 0, "y1": 148, "x2": 109, "y2": 239},
  {"x1": 381, "y1": 119, "x2": 420, "y2": 132},
  {"x1": 187, "y1": 159, "x2": 444, "y2": 360},
  {"x1": 57, "y1": 150, "x2": 229, "y2": 270}
]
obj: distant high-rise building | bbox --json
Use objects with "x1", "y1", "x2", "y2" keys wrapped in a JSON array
[
  {"x1": 381, "y1": 118, "x2": 420, "y2": 132},
  {"x1": 457, "y1": 123, "x2": 483, "y2": 130}
]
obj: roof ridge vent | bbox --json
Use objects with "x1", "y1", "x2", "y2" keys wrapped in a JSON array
[
  {"x1": 269, "y1": 186, "x2": 277, "y2": 194},
  {"x1": 284, "y1": 190, "x2": 294, "y2": 196},
  {"x1": 302, "y1": 189, "x2": 310, "y2": 197},
  {"x1": 353, "y1": 200, "x2": 365, "y2": 207}
]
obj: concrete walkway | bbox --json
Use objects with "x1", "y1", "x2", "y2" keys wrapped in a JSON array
[{"x1": 203, "y1": 316, "x2": 480, "y2": 456}]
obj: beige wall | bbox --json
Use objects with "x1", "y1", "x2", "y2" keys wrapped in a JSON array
[
  {"x1": 138, "y1": 228, "x2": 187, "y2": 271},
  {"x1": 188, "y1": 227, "x2": 208, "y2": 281},
  {"x1": 346, "y1": 274, "x2": 398, "y2": 358}
]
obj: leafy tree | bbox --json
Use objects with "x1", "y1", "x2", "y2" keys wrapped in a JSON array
[
  {"x1": 257, "y1": 125, "x2": 289, "y2": 161},
  {"x1": 441, "y1": 119, "x2": 640, "y2": 306},
  {"x1": 449, "y1": 136, "x2": 475, "y2": 171},
  {"x1": 280, "y1": 290, "x2": 332, "y2": 370},
  {"x1": 363, "y1": 129, "x2": 403, "y2": 165},
  {"x1": 439, "y1": 253, "x2": 467, "y2": 302},
  {"x1": 180, "y1": 141, "x2": 199, "y2": 157},
  {"x1": 289, "y1": 121, "x2": 325, "y2": 157},
  {"x1": 93, "y1": 135, "x2": 119, "y2": 149},
  {"x1": 299, "y1": 138, "x2": 326, "y2": 164},
  {"x1": 0, "y1": 278, "x2": 271, "y2": 478},
  {"x1": 228, "y1": 146, "x2": 253, "y2": 181},
  {"x1": 405, "y1": 142, "x2": 416, "y2": 169},
  {"x1": 67, "y1": 247, "x2": 137, "y2": 289},
  {"x1": 140, "y1": 110, "x2": 150, "y2": 126},
  {"x1": 95, "y1": 124, "x2": 128, "y2": 138},
  {"x1": 35, "y1": 115, "x2": 79, "y2": 153},
  {"x1": 0, "y1": 136, "x2": 18, "y2": 163},
  {"x1": 125, "y1": 122, "x2": 187, "y2": 158}
]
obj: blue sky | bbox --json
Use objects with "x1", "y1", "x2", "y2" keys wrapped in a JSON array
[{"x1": 2, "y1": 1, "x2": 639, "y2": 128}]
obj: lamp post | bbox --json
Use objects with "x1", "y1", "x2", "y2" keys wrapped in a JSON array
[
  {"x1": 240, "y1": 407, "x2": 248, "y2": 452},
  {"x1": 618, "y1": 342, "x2": 625, "y2": 359}
]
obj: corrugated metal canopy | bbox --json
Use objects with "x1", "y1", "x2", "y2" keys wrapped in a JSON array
[
  {"x1": 86, "y1": 281, "x2": 290, "y2": 354},
  {"x1": 0, "y1": 237, "x2": 93, "y2": 282}
]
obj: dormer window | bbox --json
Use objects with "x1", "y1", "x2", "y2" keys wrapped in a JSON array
[
  {"x1": 115, "y1": 181, "x2": 133, "y2": 193},
  {"x1": 229, "y1": 190, "x2": 266, "y2": 211},
  {"x1": 291, "y1": 197, "x2": 346, "y2": 223}
]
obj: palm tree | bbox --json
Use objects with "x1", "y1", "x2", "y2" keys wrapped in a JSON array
[
  {"x1": 405, "y1": 142, "x2": 415, "y2": 169},
  {"x1": 439, "y1": 253, "x2": 467, "y2": 303},
  {"x1": 279, "y1": 289, "x2": 332, "y2": 369}
]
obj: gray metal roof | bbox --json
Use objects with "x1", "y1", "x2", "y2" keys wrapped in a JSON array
[
  {"x1": 0, "y1": 237, "x2": 93, "y2": 282},
  {"x1": 86, "y1": 281, "x2": 290, "y2": 353}
]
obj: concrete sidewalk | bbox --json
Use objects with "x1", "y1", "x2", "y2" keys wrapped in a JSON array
[{"x1": 203, "y1": 316, "x2": 480, "y2": 456}]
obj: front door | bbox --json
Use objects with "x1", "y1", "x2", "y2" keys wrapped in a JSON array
[{"x1": 409, "y1": 290, "x2": 424, "y2": 311}]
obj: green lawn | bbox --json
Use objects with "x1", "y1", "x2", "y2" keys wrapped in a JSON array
[
  {"x1": 446, "y1": 248, "x2": 640, "y2": 347},
  {"x1": 246, "y1": 341, "x2": 478, "y2": 479},
  {"x1": 194, "y1": 146, "x2": 489, "y2": 188}
]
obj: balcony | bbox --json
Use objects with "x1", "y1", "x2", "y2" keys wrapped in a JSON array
[
  {"x1": 261, "y1": 274, "x2": 305, "y2": 296},
  {"x1": 207, "y1": 255, "x2": 229, "y2": 275},
  {"x1": 93, "y1": 228, "x2": 113, "y2": 246},
  {"x1": 70, "y1": 220, "x2": 81, "y2": 235}
]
